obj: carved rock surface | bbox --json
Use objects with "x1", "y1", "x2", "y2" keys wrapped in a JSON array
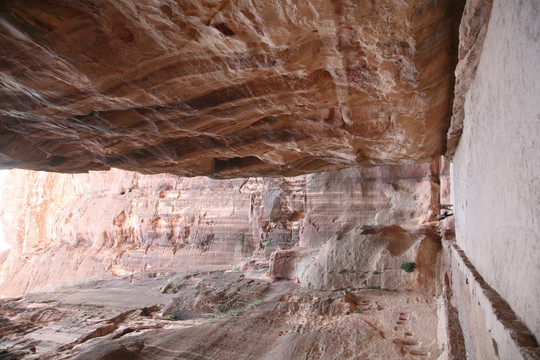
[
  {"x1": 0, "y1": 162, "x2": 439, "y2": 297},
  {"x1": 446, "y1": 0, "x2": 494, "y2": 157},
  {"x1": 0, "y1": 0, "x2": 462, "y2": 176}
]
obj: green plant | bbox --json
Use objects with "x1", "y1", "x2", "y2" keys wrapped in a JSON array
[
  {"x1": 338, "y1": 269, "x2": 347, "y2": 275},
  {"x1": 133, "y1": 316, "x2": 143, "y2": 321},
  {"x1": 353, "y1": 309, "x2": 363, "y2": 314},
  {"x1": 366, "y1": 286, "x2": 381, "y2": 290},
  {"x1": 400, "y1": 262, "x2": 416, "y2": 273},
  {"x1": 372, "y1": 270, "x2": 383, "y2": 275},
  {"x1": 225, "y1": 299, "x2": 264, "y2": 317},
  {"x1": 163, "y1": 314, "x2": 177, "y2": 320},
  {"x1": 262, "y1": 240, "x2": 272, "y2": 247}
]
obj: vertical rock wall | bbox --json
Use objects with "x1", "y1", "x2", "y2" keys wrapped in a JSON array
[
  {"x1": 0, "y1": 162, "x2": 439, "y2": 297},
  {"x1": 452, "y1": 0, "x2": 540, "y2": 346}
]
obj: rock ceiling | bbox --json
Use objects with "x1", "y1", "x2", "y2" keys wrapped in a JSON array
[{"x1": 0, "y1": 0, "x2": 463, "y2": 177}]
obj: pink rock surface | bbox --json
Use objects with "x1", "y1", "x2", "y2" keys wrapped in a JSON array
[
  {"x1": 0, "y1": 0, "x2": 463, "y2": 176},
  {"x1": 0, "y1": 162, "x2": 438, "y2": 297}
]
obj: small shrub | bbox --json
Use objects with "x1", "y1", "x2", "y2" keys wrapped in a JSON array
[
  {"x1": 225, "y1": 299, "x2": 263, "y2": 317},
  {"x1": 133, "y1": 316, "x2": 143, "y2": 321},
  {"x1": 251, "y1": 299, "x2": 264, "y2": 306},
  {"x1": 353, "y1": 309, "x2": 363, "y2": 314},
  {"x1": 338, "y1": 269, "x2": 347, "y2": 275},
  {"x1": 262, "y1": 240, "x2": 272, "y2": 247},
  {"x1": 400, "y1": 262, "x2": 416, "y2": 273}
]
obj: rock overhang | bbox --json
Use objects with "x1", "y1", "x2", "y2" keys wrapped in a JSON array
[{"x1": 0, "y1": 0, "x2": 464, "y2": 177}]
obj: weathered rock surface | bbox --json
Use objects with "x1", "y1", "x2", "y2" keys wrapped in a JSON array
[
  {"x1": 0, "y1": 0, "x2": 463, "y2": 176},
  {"x1": 0, "y1": 268, "x2": 440, "y2": 359},
  {"x1": 452, "y1": 0, "x2": 540, "y2": 343},
  {"x1": 445, "y1": 0, "x2": 494, "y2": 157},
  {"x1": 0, "y1": 162, "x2": 440, "y2": 297},
  {"x1": 271, "y1": 224, "x2": 442, "y2": 295}
]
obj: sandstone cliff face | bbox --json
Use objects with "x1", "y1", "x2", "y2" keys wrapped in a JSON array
[
  {"x1": 445, "y1": 0, "x2": 494, "y2": 157},
  {"x1": 0, "y1": 162, "x2": 439, "y2": 297},
  {"x1": 0, "y1": 269, "x2": 440, "y2": 360},
  {"x1": 0, "y1": 0, "x2": 462, "y2": 176}
]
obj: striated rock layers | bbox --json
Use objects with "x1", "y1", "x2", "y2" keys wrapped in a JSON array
[
  {"x1": 0, "y1": 0, "x2": 463, "y2": 177},
  {"x1": 0, "y1": 269, "x2": 440, "y2": 359},
  {"x1": 0, "y1": 162, "x2": 440, "y2": 297}
]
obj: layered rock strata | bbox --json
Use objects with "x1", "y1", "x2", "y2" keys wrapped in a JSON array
[
  {"x1": 271, "y1": 224, "x2": 442, "y2": 295},
  {"x1": 0, "y1": 268, "x2": 440, "y2": 360},
  {"x1": 0, "y1": 162, "x2": 440, "y2": 297},
  {"x1": 0, "y1": 0, "x2": 463, "y2": 176}
]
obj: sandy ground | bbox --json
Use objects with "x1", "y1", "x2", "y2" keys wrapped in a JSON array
[{"x1": 452, "y1": 0, "x2": 540, "y2": 340}]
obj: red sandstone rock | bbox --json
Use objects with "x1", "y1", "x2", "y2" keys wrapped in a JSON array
[
  {"x1": 0, "y1": 269, "x2": 441, "y2": 359},
  {"x1": 269, "y1": 247, "x2": 318, "y2": 281},
  {"x1": 0, "y1": 162, "x2": 438, "y2": 297},
  {"x1": 0, "y1": 0, "x2": 463, "y2": 176},
  {"x1": 272, "y1": 224, "x2": 442, "y2": 295}
]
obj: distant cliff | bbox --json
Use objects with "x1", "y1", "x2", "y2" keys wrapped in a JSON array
[{"x1": 0, "y1": 162, "x2": 440, "y2": 297}]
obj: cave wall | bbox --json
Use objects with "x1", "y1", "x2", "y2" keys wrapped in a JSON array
[
  {"x1": 452, "y1": 0, "x2": 540, "y2": 345},
  {"x1": 0, "y1": 0, "x2": 463, "y2": 177},
  {"x1": 0, "y1": 162, "x2": 439, "y2": 297}
]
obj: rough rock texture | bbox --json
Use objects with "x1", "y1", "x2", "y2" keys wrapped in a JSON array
[
  {"x1": 445, "y1": 0, "x2": 493, "y2": 157},
  {"x1": 0, "y1": 268, "x2": 440, "y2": 360},
  {"x1": 0, "y1": 162, "x2": 440, "y2": 297},
  {"x1": 0, "y1": 0, "x2": 463, "y2": 176},
  {"x1": 271, "y1": 224, "x2": 442, "y2": 296},
  {"x1": 452, "y1": 0, "x2": 540, "y2": 342},
  {"x1": 450, "y1": 244, "x2": 539, "y2": 359}
]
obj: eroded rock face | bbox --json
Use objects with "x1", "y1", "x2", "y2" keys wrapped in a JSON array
[
  {"x1": 0, "y1": 0, "x2": 463, "y2": 177},
  {"x1": 270, "y1": 224, "x2": 442, "y2": 295},
  {"x1": 446, "y1": 0, "x2": 494, "y2": 157},
  {"x1": 0, "y1": 269, "x2": 440, "y2": 360},
  {"x1": 0, "y1": 162, "x2": 439, "y2": 297}
]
